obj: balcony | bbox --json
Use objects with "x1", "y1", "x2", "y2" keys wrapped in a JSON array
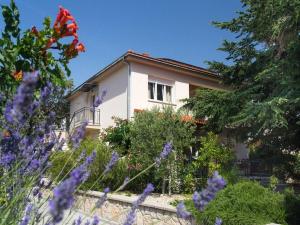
[{"x1": 71, "y1": 107, "x2": 100, "y2": 130}]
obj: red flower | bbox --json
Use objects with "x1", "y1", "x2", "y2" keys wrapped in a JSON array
[
  {"x1": 54, "y1": 6, "x2": 77, "y2": 38},
  {"x1": 49, "y1": 6, "x2": 86, "y2": 57},
  {"x1": 64, "y1": 38, "x2": 79, "y2": 58},
  {"x1": 31, "y1": 26, "x2": 39, "y2": 36},
  {"x1": 76, "y1": 43, "x2": 85, "y2": 52},
  {"x1": 12, "y1": 71, "x2": 23, "y2": 81},
  {"x1": 54, "y1": 6, "x2": 74, "y2": 28}
]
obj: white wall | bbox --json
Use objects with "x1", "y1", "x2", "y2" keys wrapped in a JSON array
[
  {"x1": 70, "y1": 93, "x2": 88, "y2": 118},
  {"x1": 69, "y1": 65, "x2": 128, "y2": 130},
  {"x1": 96, "y1": 65, "x2": 128, "y2": 129},
  {"x1": 130, "y1": 62, "x2": 221, "y2": 117}
]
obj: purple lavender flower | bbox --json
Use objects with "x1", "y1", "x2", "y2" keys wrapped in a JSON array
[
  {"x1": 215, "y1": 217, "x2": 222, "y2": 225},
  {"x1": 19, "y1": 203, "x2": 33, "y2": 225},
  {"x1": 4, "y1": 101, "x2": 14, "y2": 123},
  {"x1": 28, "y1": 159, "x2": 40, "y2": 171},
  {"x1": 93, "y1": 90, "x2": 107, "y2": 108},
  {"x1": 134, "y1": 183, "x2": 154, "y2": 206},
  {"x1": 84, "y1": 220, "x2": 90, "y2": 225},
  {"x1": 40, "y1": 82, "x2": 53, "y2": 102},
  {"x1": 70, "y1": 151, "x2": 96, "y2": 185},
  {"x1": 71, "y1": 120, "x2": 88, "y2": 149},
  {"x1": 95, "y1": 187, "x2": 110, "y2": 208},
  {"x1": 32, "y1": 186, "x2": 40, "y2": 196},
  {"x1": 155, "y1": 142, "x2": 173, "y2": 166},
  {"x1": 103, "y1": 151, "x2": 119, "y2": 174},
  {"x1": 8, "y1": 72, "x2": 39, "y2": 124},
  {"x1": 0, "y1": 152, "x2": 16, "y2": 168},
  {"x1": 91, "y1": 216, "x2": 100, "y2": 225},
  {"x1": 55, "y1": 138, "x2": 65, "y2": 151},
  {"x1": 123, "y1": 183, "x2": 154, "y2": 225},
  {"x1": 193, "y1": 171, "x2": 226, "y2": 212},
  {"x1": 119, "y1": 176, "x2": 130, "y2": 191},
  {"x1": 70, "y1": 164, "x2": 90, "y2": 185},
  {"x1": 123, "y1": 210, "x2": 136, "y2": 225},
  {"x1": 77, "y1": 150, "x2": 87, "y2": 162},
  {"x1": 176, "y1": 202, "x2": 191, "y2": 219},
  {"x1": 28, "y1": 100, "x2": 40, "y2": 115},
  {"x1": 49, "y1": 153, "x2": 94, "y2": 223},
  {"x1": 49, "y1": 179, "x2": 77, "y2": 223},
  {"x1": 85, "y1": 150, "x2": 96, "y2": 165},
  {"x1": 72, "y1": 216, "x2": 82, "y2": 225}
]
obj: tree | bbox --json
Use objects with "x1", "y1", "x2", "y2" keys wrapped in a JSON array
[
  {"x1": 0, "y1": 1, "x2": 85, "y2": 126},
  {"x1": 185, "y1": 0, "x2": 300, "y2": 178}
]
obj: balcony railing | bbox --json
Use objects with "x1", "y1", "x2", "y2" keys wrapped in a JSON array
[{"x1": 71, "y1": 107, "x2": 100, "y2": 129}]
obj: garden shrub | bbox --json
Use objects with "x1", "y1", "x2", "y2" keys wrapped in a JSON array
[
  {"x1": 49, "y1": 138, "x2": 128, "y2": 191},
  {"x1": 192, "y1": 132, "x2": 238, "y2": 185},
  {"x1": 128, "y1": 107, "x2": 196, "y2": 192},
  {"x1": 186, "y1": 180, "x2": 286, "y2": 225},
  {"x1": 284, "y1": 188, "x2": 300, "y2": 225},
  {"x1": 102, "y1": 117, "x2": 131, "y2": 156}
]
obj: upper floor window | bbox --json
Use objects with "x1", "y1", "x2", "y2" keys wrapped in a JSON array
[{"x1": 148, "y1": 81, "x2": 172, "y2": 103}]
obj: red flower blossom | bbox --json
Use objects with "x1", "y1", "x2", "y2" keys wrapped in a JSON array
[
  {"x1": 48, "y1": 6, "x2": 86, "y2": 56},
  {"x1": 64, "y1": 38, "x2": 79, "y2": 58},
  {"x1": 31, "y1": 26, "x2": 39, "y2": 36},
  {"x1": 12, "y1": 71, "x2": 23, "y2": 81},
  {"x1": 76, "y1": 43, "x2": 85, "y2": 52},
  {"x1": 54, "y1": 6, "x2": 78, "y2": 38}
]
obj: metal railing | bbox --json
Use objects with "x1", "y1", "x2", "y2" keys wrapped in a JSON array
[{"x1": 71, "y1": 107, "x2": 100, "y2": 129}]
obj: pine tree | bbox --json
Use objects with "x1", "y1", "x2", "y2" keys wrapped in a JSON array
[{"x1": 186, "y1": 0, "x2": 300, "y2": 177}]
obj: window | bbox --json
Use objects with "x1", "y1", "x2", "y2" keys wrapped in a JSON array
[
  {"x1": 157, "y1": 84, "x2": 164, "y2": 101},
  {"x1": 166, "y1": 85, "x2": 172, "y2": 102},
  {"x1": 148, "y1": 81, "x2": 173, "y2": 103},
  {"x1": 148, "y1": 82, "x2": 155, "y2": 99}
]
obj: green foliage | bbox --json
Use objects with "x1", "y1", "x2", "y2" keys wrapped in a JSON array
[
  {"x1": 128, "y1": 107, "x2": 196, "y2": 192},
  {"x1": 184, "y1": 0, "x2": 300, "y2": 178},
  {"x1": 186, "y1": 181, "x2": 287, "y2": 225},
  {"x1": 284, "y1": 188, "x2": 300, "y2": 225},
  {"x1": 269, "y1": 175, "x2": 279, "y2": 191},
  {"x1": 102, "y1": 117, "x2": 131, "y2": 155},
  {"x1": 294, "y1": 154, "x2": 300, "y2": 175},
  {"x1": 49, "y1": 138, "x2": 128, "y2": 191},
  {"x1": 182, "y1": 173, "x2": 196, "y2": 193},
  {"x1": 193, "y1": 132, "x2": 235, "y2": 178}
]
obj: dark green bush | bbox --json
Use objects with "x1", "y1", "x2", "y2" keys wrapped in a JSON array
[
  {"x1": 284, "y1": 188, "x2": 300, "y2": 225},
  {"x1": 48, "y1": 138, "x2": 128, "y2": 191},
  {"x1": 186, "y1": 180, "x2": 286, "y2": 225}
]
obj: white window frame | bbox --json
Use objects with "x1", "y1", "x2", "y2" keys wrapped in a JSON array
[{"x1": 148, "y1": 80, "x2": 173, "y2": 103}]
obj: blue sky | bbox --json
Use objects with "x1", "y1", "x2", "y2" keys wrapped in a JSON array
[{"x1": 0, "y1": 0, "x2": 242, "y2": 87}]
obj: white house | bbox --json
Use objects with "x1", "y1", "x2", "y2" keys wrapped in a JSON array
[{"x1": 67, "y1": 51, "x2": 248, "y2": 159}]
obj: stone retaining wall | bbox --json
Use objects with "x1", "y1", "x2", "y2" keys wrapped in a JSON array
[{"x1": 75, "y1": 191, "x2": 195, "y2": 225}]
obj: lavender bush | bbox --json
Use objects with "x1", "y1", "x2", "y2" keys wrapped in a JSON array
[{"x1": 0, "y1": 70, "x2": 176, "y2": 225}]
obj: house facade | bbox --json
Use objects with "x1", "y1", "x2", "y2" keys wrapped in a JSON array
[{"x1": 67, "y1": 51, "x2": 248, "y2": 159}]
